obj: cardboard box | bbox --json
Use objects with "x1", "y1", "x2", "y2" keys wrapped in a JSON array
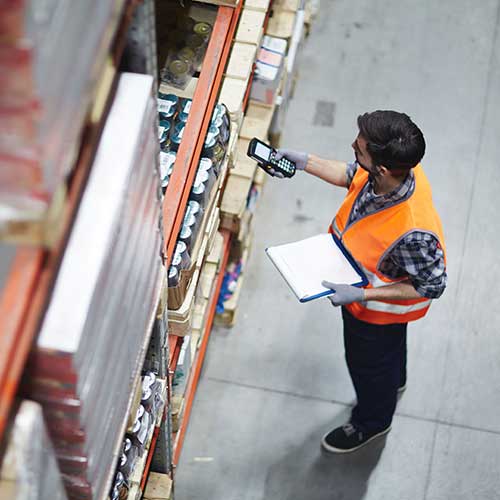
[{"x1": 250, "y1": 36, "x2": 287, "y2": 105}]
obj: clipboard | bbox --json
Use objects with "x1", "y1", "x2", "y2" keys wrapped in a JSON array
[{"x1": 265, "y1": 233, "x2": 368, "y2": 303}]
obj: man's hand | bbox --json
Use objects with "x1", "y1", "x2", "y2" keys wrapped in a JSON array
[
  {"x1": 275, "y1": 149, "x2": 309, "y2": 171},
  {"x1": 321, "y1": 281, "x2": 365, "y2": 306},
  {"x1": 264, "y1": 166, "x2": 285, "y2": 178}
]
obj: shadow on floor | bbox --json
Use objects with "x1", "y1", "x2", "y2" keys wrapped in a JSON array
[{"x1": 262, "y1": 408, "x2": 387, "y2": 500}]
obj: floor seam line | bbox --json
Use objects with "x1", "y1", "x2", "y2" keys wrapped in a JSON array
[
  {"x1": 422, "y1": 422, "x2": 439, "y2": 500},
  {"x1": 207, "y1": 376, "x2": 500, "y2": 436},
  {"x1": 207, "y1": 375, "x2": 351, "y2": 407}
]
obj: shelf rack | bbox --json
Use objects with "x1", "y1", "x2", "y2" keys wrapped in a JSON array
[
  {"x1": 0, "y1": 0, "x2": 138, "y2": 442},
  {"x1": 0, "y1": 1, "x2": 242, "y2": 497},
  {"x1": 162, "y1": 2, "x2": 243, "y2": 267}
]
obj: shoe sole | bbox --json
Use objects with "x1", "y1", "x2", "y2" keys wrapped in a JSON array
[
  {"x1": 398, "y1": 384, "x2": 407, "y2": 394},
  {"x1": 321, "y1": 426, "x2": 392, "y2": 454}
]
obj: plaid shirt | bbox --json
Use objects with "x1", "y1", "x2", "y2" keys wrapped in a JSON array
[{"x1": 345, "y1": 162, "x2": 447, "y2": 299}]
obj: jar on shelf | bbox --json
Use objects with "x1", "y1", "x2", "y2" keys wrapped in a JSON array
[
  {"x1": 176, "y1": 47, "x2": 196, "y2": 72},
  {"x1": 185, "y1": 33, "x2": 207, "y2": 66},
  {"x1": 162, "y1": 58, "x2": 190, "y2": 89},
  {"x1": 193, "y1": 21, "x2": 212, "y2": 42}
]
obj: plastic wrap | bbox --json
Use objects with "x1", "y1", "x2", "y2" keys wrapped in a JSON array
[
  {"x1": 0, "y1": 401, "x2": 68, "y2": 500},
  {"x1": 26, "y1": 73, "x2": 163, "y2": 500},
  {"x1": 0, "y1": 0, "x2": 123, "y2": 235}
]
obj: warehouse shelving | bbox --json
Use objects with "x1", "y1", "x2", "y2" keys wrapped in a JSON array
[
  {"x1": 0, "y1": 0, "x2": 138, "y2": 442},
  {"x1": 0, "y1": 0, "x2": 241, "y2": 492},
  {"x1": 0, "y1": 0, "x2": 309, "y2": 497},
  {"x1": 162, "y1": 2, "x2": 243, "y2": 267}
]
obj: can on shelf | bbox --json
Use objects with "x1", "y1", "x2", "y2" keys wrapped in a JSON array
[
  {"x1": 188, "y1": 199, "x2": 203, "y2": 224},
  {"x1": 174, "y1": 240, "x2": 191, "y2": 270},
  {"x1": 168, "y1": 264, "x2": 180, "y2": 288},
  {"x1": 190, "y1": 179, "x2": 207, "y2": 208},
  {"x1": 183, "y1": 205, "x2": 197, "y2": 229},
  {"x1": 198, "y1": 157, "x2": 216, "y2": 181},
  {"x1": 179, "y1": 97, "x2": 192, "y2": 114},
  {"x1": 159, "y1": 150, "x2": 176, "y2": 178},
  {"x1": 158, "y1": 120, "x2": 171, "y2": 146},
  {"x1": 178, "y1": 224, "x2": 193, "y2": 252},
  {"x1": 161, "y1": 177, "x2": 169, "y2": 195},
  {"x1": 170, "y1": 126, "x2": 185, "y2": 152},
  {"x1": 158, "y1": 95, "x2": 178, "y2": 121},
  {"x1": 202, "y1": 134, "x2": 217, "y2": 159}
]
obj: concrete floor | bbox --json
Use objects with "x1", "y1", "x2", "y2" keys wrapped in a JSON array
[{"x1": 176, "y1": 1, "x2": 500, "y2": 499}]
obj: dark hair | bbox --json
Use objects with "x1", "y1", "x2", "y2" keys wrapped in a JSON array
[{"x1": 357, "y1": 110, "x2": 426, "y2": 170}]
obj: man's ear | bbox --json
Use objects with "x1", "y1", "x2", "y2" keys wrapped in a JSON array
[{"x1": 376, "y1": 165, "x2": 389, "y2": 176}]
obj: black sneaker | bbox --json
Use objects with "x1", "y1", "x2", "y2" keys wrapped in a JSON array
[{"x1": 321, "y1": 423, "x2": 391, "y2": 454}]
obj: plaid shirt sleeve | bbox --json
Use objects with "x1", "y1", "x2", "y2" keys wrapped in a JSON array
[
  {"x1": 345, "y1": 161, "x2": 358, "y2": 188},
  {"x1": 379, "y1": 232, "x2": 447, "y2": 299}
]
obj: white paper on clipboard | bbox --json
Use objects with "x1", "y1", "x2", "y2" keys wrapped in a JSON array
[{"x1": 265, "y1": 233, "x2": 368, "y2": 303}]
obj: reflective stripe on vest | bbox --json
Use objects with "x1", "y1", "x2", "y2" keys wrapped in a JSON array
[
  {"x1": 332, "y1": 165, "x2": 446, "y2": 325},
  {"x1": 364, "y1": 298, "x2": 431, "y2": 314}
]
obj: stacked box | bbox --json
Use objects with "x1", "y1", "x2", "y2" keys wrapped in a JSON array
[
  {"x1": 26, "y1": 74, "x2": 163, "y2": 500},
  {"x1": 250, "y1": 35, "x2": 287, "y2": 105}
]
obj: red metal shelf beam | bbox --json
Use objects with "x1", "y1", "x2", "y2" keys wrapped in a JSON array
[
  {"x1": 172, "y1": 229, "x2": 231, "y2": 465},
  {"x1": 162, "y1": 3, "x2": 242, "y2": 267}
]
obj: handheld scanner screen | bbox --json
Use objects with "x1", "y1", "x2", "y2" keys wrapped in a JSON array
[{"x1": 254, "y1": 142, "x2": 272, "y2": 162}]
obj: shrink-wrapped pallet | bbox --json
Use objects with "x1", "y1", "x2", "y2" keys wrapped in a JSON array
[
  {"x1": 0, "y1": 401, "x2": 68, "y2": 500},
  {"x1": 27, "y1": 73, "x2": 163, "y2": 500}
]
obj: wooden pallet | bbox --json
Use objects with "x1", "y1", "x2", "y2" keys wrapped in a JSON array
[
  {"x1": 272, "y1": 0, "x2": 300, "y2": 11},
  {"x1": 244, "y1": 0, "x2": 271, "y2": 12},
  {"x1": 231, "y1": 138, "x2": 257, "y2": 178},
  {"x1": 220, "y1": 174, "x2": 254, "y2": 233},
  {"x1": 0, "y1": 183, "x2": 67, "y2": 247},
  {"x1": 191, "y1": 231, "x2": 225, "y2": 336},
  {"x1": 266, "y1": 8, "x2": 296, "y2": 39},
  {"x1": 235, "y1": 9, "x2": 265, "y2": 45},
  {"x1": 225, "y1": 42, "x2": 258, "y2": 81},
  {"x1": 219, "y1": 76, "x2": 248, "y2": 125},
  {"x1": 144, "y1": 472, "x2": 173, "y2": 500},
  {"x1": 239, "y1": 101, "x2": 275, "y2": 141}
]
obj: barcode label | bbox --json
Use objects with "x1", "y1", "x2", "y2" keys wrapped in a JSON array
[{"x1": 158, "y1": 99, "x2": 174, "y2": 113}]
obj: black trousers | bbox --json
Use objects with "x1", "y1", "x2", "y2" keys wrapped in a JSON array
[{"x1": 342, "y1": 306, "x2": 407, "y2": 434}]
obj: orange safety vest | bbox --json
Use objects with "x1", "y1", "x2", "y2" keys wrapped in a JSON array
[{"x1": 330, "y1": 165, "x2": 446, "y2": 325}]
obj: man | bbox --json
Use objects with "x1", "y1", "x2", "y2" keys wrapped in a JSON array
[{"x1": 274, "y1": 110, "x2": 447, "y2": 453}]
